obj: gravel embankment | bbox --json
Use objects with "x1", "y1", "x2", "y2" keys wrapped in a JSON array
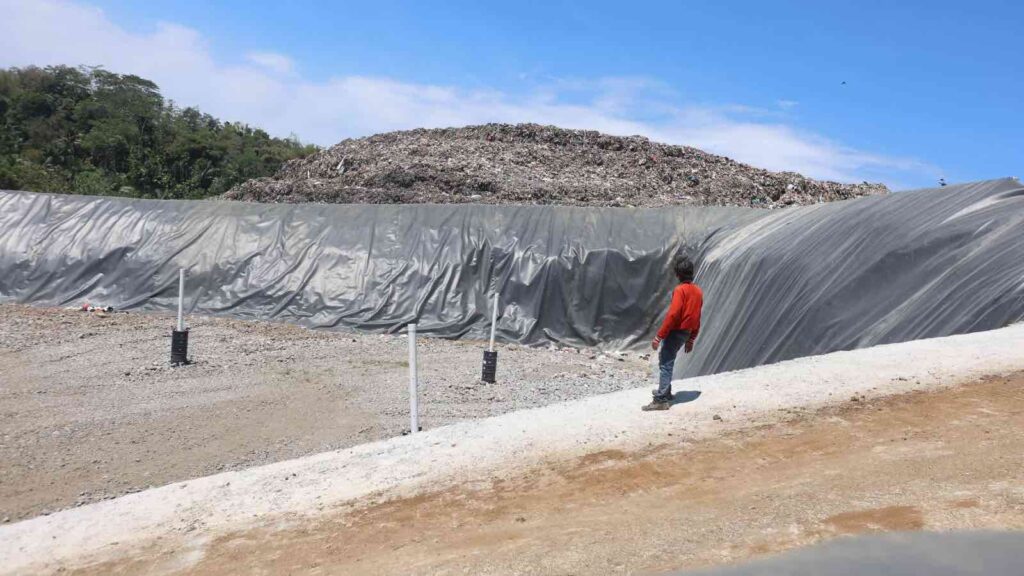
[{"x1": 0, "y1": 303, "x2": 650, "y2": 522}]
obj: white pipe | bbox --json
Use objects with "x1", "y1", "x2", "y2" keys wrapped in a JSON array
[
  {"x1": 408, "y1": 323, "x2": 419, "y2": 434},
  {"x1": 177, "y1": 269, "x2": 185, "y2": 331},
  {"x1": 489, "y1": 293, "x2": 499, "y2": 352}
]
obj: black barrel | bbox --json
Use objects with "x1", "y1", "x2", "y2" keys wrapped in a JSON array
[
  {"x1": 171, "y1": 329, "x2": 190, "y2": 365},
  {"x1": 481, "y1": 350, "x2": 498, "y2": 383}
]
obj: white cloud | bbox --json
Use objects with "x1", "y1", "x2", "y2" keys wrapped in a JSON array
[
  {"x1": 246, "y1": 52, "x2": 294, "y2": 75},
  {"x1": 0, "y1": 0, "x2": 936, "y2": 186}
]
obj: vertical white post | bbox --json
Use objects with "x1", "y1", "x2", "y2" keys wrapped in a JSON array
[
  {"x1": 177, "y1": 269, "x2": 185, "y2": 331},
  {"x1": 408, "y1": 323, "x2": 419, "y2": 434},
  {"x1": 489, "y1": 293, "x2": 499, "y2": 352}
]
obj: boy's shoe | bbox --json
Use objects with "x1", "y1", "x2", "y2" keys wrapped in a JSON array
[{"x1": 642, "y1": 400, "x2": 671, "y2": 411}]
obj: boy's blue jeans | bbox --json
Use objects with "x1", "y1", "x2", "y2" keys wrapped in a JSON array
[{"x1": 656, "y1": 330, "x2": 690, "y2": 402}]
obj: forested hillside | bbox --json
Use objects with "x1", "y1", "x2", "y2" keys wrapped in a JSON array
[{"x1": 0, "y1": 65, "x2": 315, "y2": 199}]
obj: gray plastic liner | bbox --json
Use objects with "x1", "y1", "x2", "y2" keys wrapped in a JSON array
[
  {"x1": 690, "y1": 178, "x2": 1024, "y2": 375},
  {"x1": 1, "y1": 178, "x2": 1022, "y2": 377}
]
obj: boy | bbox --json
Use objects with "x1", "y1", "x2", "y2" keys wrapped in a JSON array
[{"x1": 643, "y1": 255, "x2": 703, "y2": 411}]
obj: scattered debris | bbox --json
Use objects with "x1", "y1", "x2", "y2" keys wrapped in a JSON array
[
  {"x1": 78, "y1": 303, "x2": 114, "y2": 313},
  {"x1": 225, "y1": 124, "x2": 889, "y2": 209}
]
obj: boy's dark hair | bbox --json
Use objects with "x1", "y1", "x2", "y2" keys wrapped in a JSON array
[{"x1": 673, "y1": 255, "x2": 695, "y2": 282}]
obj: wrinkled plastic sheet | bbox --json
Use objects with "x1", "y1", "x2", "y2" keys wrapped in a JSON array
[
  {"x1": 1, "y1": 178, "x2": 1022, "y2": 377},
  {"x1": 688, "y1": 178, "x2": 1024, "y2": 375}
]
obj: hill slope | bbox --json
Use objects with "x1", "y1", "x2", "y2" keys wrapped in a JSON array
[{"x1": 226, "y1": 123, "x2": 888, "y2": 208}]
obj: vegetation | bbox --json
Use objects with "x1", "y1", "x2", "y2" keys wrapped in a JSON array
[{"x1": 0, "y1": 65, "x2": 316, "y2": 199}]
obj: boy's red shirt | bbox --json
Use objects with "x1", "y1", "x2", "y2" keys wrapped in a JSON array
[{"x1": 656, "y1": 282, "x2": 703, "y2": 342}]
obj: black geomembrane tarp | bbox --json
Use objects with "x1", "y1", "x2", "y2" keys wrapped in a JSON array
[{"x1": 1, "y1": 178, "x2": 1022, "y2": 377}]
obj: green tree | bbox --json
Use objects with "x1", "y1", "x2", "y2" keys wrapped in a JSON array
[{"x1": 0, "y1": 65, "x2": 316, "y2": 198}]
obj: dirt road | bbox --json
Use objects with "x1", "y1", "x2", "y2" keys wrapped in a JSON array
[{"x1": 84, "y1": 371, "x2": 1024, "y2": 575}]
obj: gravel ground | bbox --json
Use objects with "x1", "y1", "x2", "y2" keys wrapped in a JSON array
[
  {"x1": 4, "y1": 323, "x2": 1022, "y2": 575},
  {"x1": 0, "y1": 303, "x2": 650, "y2": 522}
]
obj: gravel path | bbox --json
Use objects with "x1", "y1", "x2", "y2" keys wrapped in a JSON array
[
  {"x1": 181, "y1": 371, "x2": 1024, "y2": 576},
  {"x1": 0, "y1": 303, "x2": 650, "y2": 522}
]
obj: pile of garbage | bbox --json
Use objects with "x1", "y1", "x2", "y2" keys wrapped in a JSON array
[{"x1": 225, "y1": 123, "x2": 889, "y2": 208}]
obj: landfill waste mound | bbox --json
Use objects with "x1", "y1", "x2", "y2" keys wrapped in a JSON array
[{"x1": 224, "y1": 123, "x2": 889, "y2": 208}]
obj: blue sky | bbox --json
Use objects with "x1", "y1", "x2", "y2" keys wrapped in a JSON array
[{"x1": 3, "y1": 0, "x2": 1022, "y2": 188}]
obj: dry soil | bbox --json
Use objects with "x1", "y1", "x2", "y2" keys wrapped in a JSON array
[
  {"x1": 0, "y1": 303, "x2": 648, "y2": 522},
  {"x1": 80, "y1": 370, "x2": 1024, "y2": 575}
]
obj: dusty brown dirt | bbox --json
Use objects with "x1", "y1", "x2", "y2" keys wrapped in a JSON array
[
  {"x1": 78, "y1": 371, "x2": 1024, "y2": 575},
  {"x1": 0, "y1": 304, "x2": 648, "y2": 522}
]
